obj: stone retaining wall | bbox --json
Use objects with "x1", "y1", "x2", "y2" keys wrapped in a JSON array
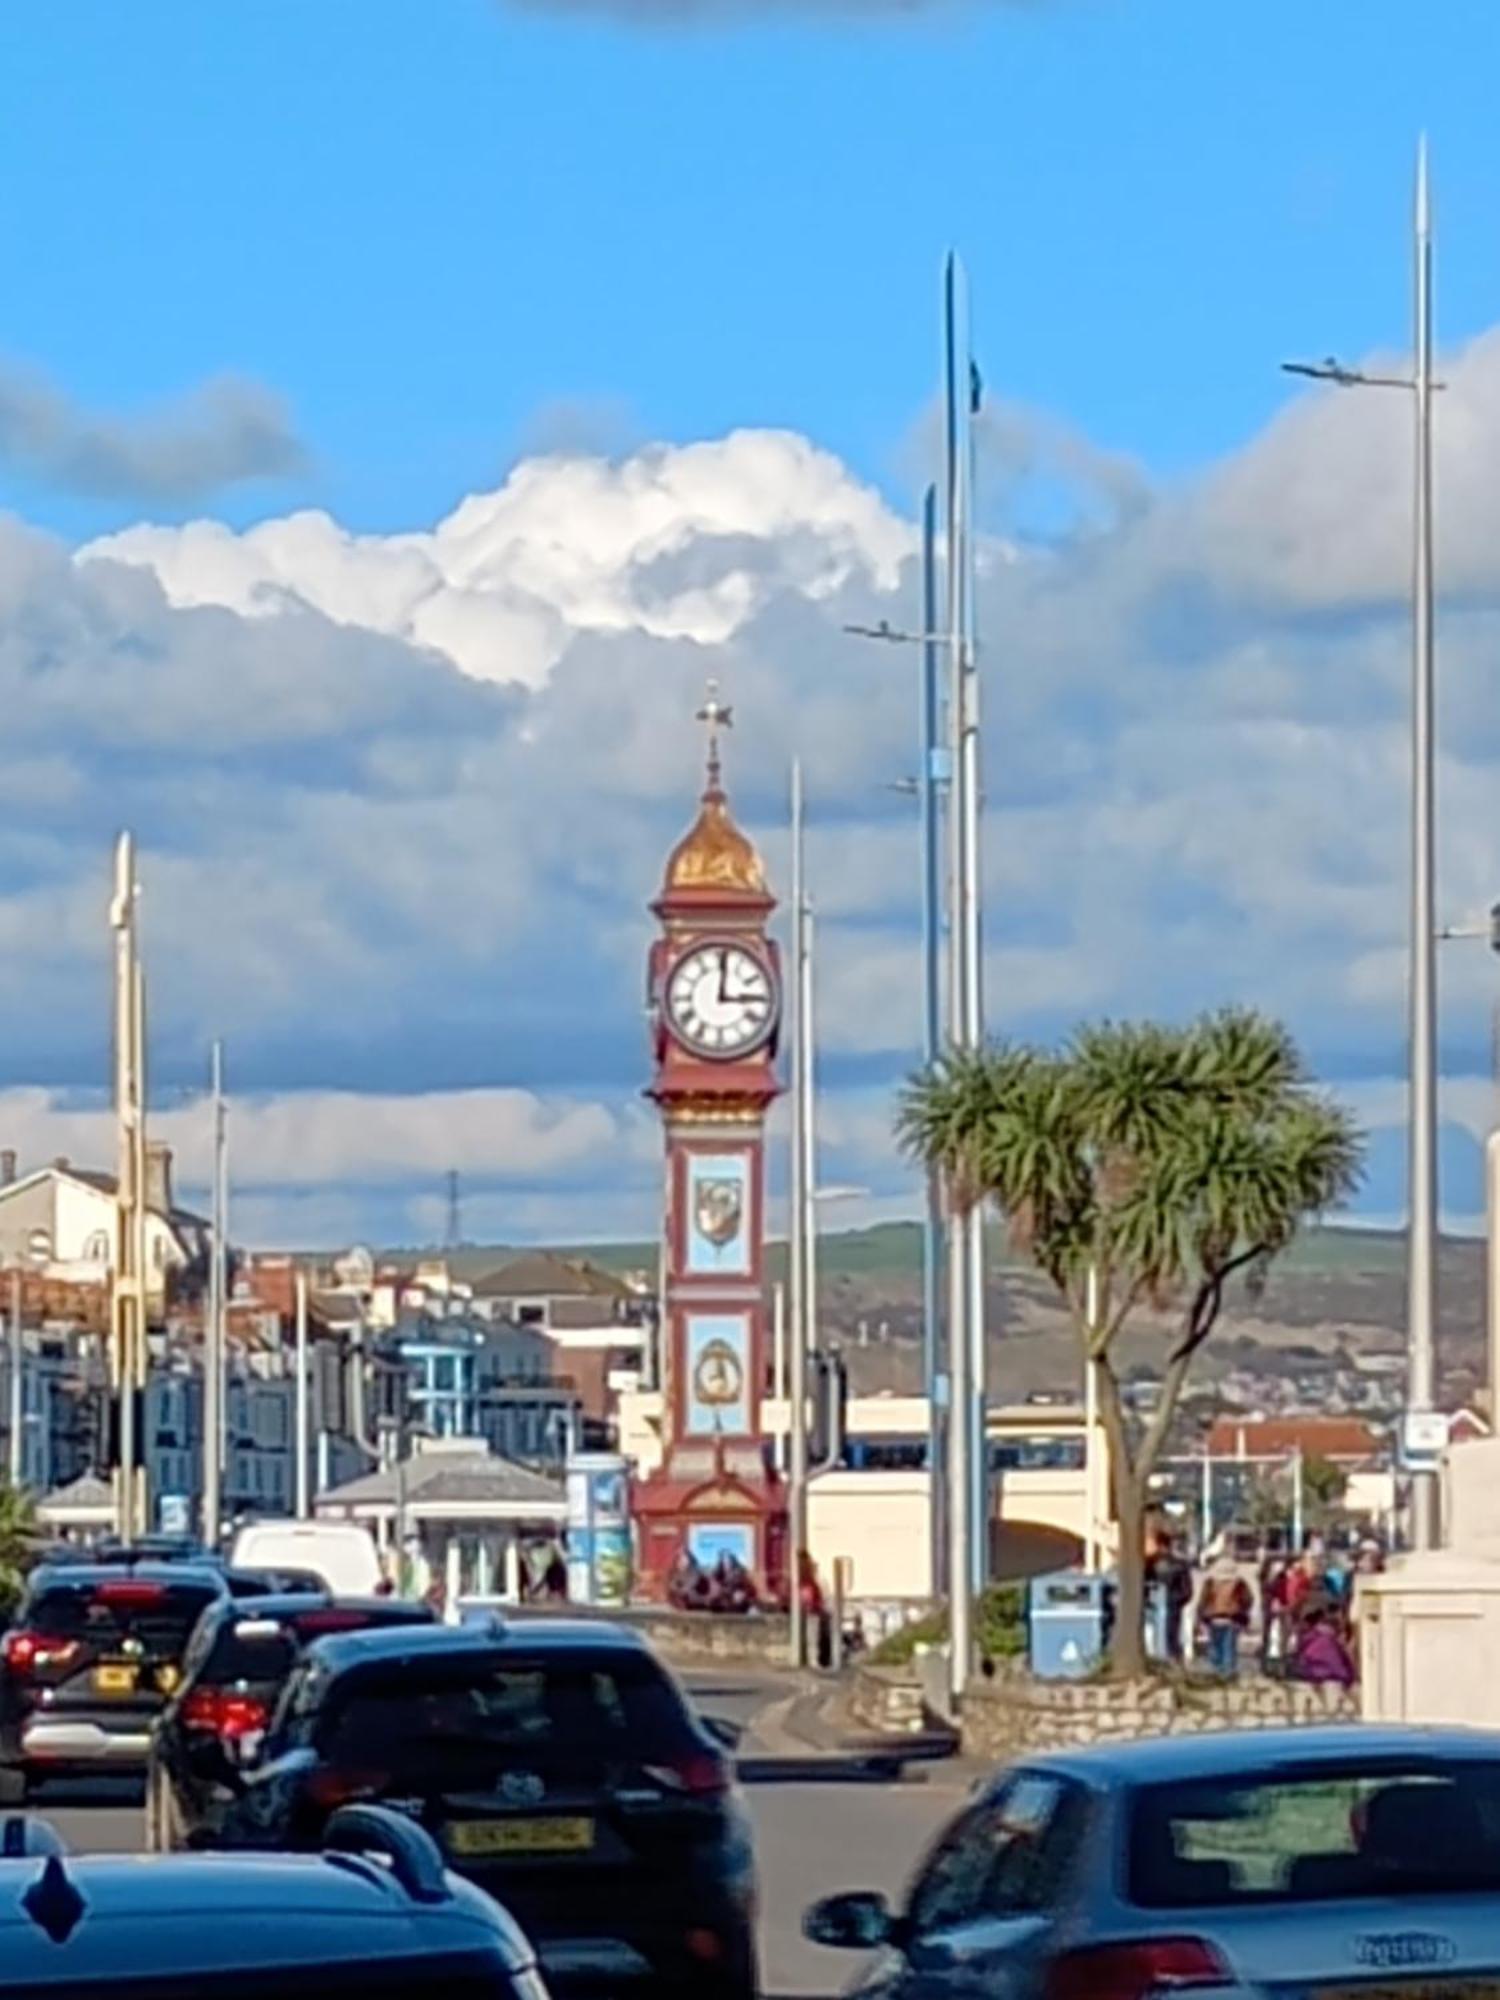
[
  {"x1": 617, "y1": 1607, "x2": 794, "y2": 1666},
  {"x1": 959, "y1": 1669, "x2": 1359, "y2": 1759},
  {"x1": 847, "y1": 1662, "x2": 934, "y2": 1736}
]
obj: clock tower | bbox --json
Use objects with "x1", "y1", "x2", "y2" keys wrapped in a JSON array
[{"x1": 632, "y1": 684, "x2": 787, "y2": 1602}]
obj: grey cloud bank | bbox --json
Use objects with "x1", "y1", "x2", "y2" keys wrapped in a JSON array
[{"x1": 0, "y1": 365, "x2": 304, "y2": 500}]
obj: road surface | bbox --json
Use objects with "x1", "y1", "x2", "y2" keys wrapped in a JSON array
[{"x1": 27, "y1": 1667, "x2": 963, "y2": 1999}]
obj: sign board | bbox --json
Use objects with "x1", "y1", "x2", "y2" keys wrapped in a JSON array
[
  {"x1": 1399, "y1": 1410, "x2": 1450, "y2": 1472},
  {"x1": 158, "y1": 1493, "x2": 190, "y2": 1537}
]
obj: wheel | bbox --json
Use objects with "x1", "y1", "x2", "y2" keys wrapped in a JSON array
[{"x1": 0, "y1": 1765, "x2": 27, "y2": 1807}]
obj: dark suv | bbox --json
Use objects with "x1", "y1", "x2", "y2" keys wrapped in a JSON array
[
  {"x1": 147, "y1": 1592, "x2": 435, "y2": 1851},
  {"x1": 214, "y1": 1619, "x2": 757, "y2": 1999},
  {"x1": 0, "y1": 1563, "x2": 227, "y2": 1797}
]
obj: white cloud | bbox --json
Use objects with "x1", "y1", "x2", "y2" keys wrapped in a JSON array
[
  {"x1": 0, "y1": 322, "x2": 1495, "y2": 1245},
  {"x1": 0, "y1": 1085, "x2": 620, "y2": 1194},
  {"x1": 83, "y1": 429, "x2": 911, "y2": 688}
]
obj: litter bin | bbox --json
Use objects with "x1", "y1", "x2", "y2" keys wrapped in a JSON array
[{"x1": 1028, "y1": 1570, "x2": 1109, "y2": 1680}]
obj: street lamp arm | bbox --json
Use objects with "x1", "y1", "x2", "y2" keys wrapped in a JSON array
[
  {"x1": 843, "y1": 621, "x2": 957, "y2": 648},
  {"x1": 1280, "y1": 359, "x2": 1445, "y2": 392}
]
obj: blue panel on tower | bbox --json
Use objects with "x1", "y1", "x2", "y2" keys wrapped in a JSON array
[
  {"x1": 684, "y1": 1312, "x2": 752, "y2": 1436},
  {"x1": 685, "y1": 1151, "x2": 752, "y2": 1276}
]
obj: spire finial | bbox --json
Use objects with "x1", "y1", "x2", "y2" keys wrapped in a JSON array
[{"x1": 695, "y1": 678, "x2": 733, "y2": 793}]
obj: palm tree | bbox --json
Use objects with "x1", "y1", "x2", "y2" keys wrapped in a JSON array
[
  {"x1": 0, "y1": 1481, "x2": 37, "y2": 1620},
  {"x1": 899, "y1": 1007, "x2": 1363, "y2": 1676}
]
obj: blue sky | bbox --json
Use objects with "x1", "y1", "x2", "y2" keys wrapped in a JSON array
[
  {"x1": 1, "y1": 0, "x2": 1495, "y2": 537},
  {"x1": 0, "y1": 1, "x2": 1495, "y2": 1245}
]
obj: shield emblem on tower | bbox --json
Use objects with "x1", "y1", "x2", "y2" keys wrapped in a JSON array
[{"x1": 695, "y1": 1176, "x2": 742, "y2": 1249}]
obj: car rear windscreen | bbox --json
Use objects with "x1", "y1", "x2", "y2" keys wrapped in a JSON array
[
  {"x1": 319, "y1": 1654, "x2": 695, "y2": 1769},
  {"x1": 1129, "y1": 1758, "x2": 1500, "y2": 1906},
  {"x1": 28, "y1": 1581, "x2": 220, "y2": 1657}
]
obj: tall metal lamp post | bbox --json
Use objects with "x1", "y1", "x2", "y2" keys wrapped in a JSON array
[{"x1": 1282, "y1": 137, "x2": 1440, "y2": 1548}]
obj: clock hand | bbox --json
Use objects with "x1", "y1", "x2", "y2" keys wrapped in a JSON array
[{"x1": 716, "y1": 949, "x2": 731, "y2": 1004}]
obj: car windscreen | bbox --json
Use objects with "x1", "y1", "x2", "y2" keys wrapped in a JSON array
[
  {"x1": 26, "y1": 1581, "x2": 221, "y2": 1658},
  {"x1": 1129, "y1": 1758, "x2": 1500, "y2": 1906},
  {"x1": 317, "y1": 1654, "x2": 696, "y2": 1770}
]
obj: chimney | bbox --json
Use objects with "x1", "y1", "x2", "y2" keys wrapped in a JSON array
[
  {"x1": 145, "y1": 1141, "x2": 173, "y2": 1216},
  {"x1": 0, "y1": 1151, "x2": 16, "y2": 1188}
]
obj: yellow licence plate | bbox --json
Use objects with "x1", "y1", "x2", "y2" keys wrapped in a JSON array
[
  {"x1": 1318, "y1": 1985, "x2": 1500, "y2": 2000},
  {"x1": 446, "y1": 1817, "x2": 593, "y2": 1857},
  {"x1": 93, "y1": 1665, "x2": 136, "y2": 1694}
]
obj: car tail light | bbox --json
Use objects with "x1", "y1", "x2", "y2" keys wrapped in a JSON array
[
  {"x1": 292, "y1": 1610, "x2": 370, "y2": 1637},
  {"x1": 181, "y1": 1689, "x2": 269, "y2": 1741},
  {"x1": 1046, "y1": 1938, "x2": 1232, "y2": 2000},
  {"x1": 307, "y1": 1767, "x2": 388, "y2": 1809},
  {"x1": 94, "y1": 1581, "x2": 166, "y2": 1608},
  {"x1": 644, "y1": 1752, "x2": 730, "y2": 1797},
  {"x1": 2, "y1": 1631, "x2": 79, "y2": 1678}
]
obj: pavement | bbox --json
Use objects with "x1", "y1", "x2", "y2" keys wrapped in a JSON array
[{"x1": 24, "y1": 1665, "x2": 983, "y2": 2000}]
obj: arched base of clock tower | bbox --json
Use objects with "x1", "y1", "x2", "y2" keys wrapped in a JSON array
[{"x1": 631, "y1": 1461, "x2": 788, "y2": 1607}]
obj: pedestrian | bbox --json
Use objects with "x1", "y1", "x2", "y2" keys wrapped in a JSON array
[
  {"x1": 1259, "y1": 1556, "x2": 1289, "y2": 1674},
  {"x1": 1147, "y1": 1532, "x2": 1193, "y2": 1664},
  {"x1": 1196, "y1": 1553, "x2": 1252, "y2": 1677},
  {"x1": 1291, "y1": 1602, "x2": 1357, "y2": 1689}
]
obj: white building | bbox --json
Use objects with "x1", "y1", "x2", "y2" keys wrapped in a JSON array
[{"x1": 0, "y1": 1148, "x2": 209, "y2": 1302}]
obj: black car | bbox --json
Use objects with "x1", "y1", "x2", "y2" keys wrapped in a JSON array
[
  {"x1": 213, "y1": 1619, "x2": 758, "y2": 1999},
  {"x1": 148, "y1": 1591, "x2": 436, "y2": 1851},
  {"x1": 0, "y1": 1562, "x2": 228, "y2": 1797},
  {"x1": 0, "y1": 1803, "x2": 550, "y2": 1997}
]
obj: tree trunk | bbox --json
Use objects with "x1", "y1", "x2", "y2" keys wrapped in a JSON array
[
  {"x1": 1111, "y1": 1469, "x2": 1148, "y2": 1678},
  {"x1": 1094, "y1": 1359, "x2": 1149, "y2": 1677}
]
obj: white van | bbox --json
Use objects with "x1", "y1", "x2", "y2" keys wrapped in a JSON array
[{"x1": 229, "y1": 1520, "x2": 382, "y2": 1598}]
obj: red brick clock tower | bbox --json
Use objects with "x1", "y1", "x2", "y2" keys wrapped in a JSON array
[{"x1": 632, "y1": 685, "x2": 787, "y2": 1602}]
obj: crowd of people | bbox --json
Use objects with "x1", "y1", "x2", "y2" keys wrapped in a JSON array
[{"x1": 1147, "y1": 1528, "x2": 1385, "y2": 1685}]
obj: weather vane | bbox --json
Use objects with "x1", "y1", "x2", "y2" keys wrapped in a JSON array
[{"x1": 695, "y1": 677, "x2": 733, "y2": 790}]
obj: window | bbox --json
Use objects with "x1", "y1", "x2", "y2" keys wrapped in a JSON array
[
  {"x1": 906, "y1": 1776, "x2": 1078, "y2": 1936},
  {"x1": 318, "y1": 1655, "x2": 695, "y2": 1775},
  {"x1": 1129, "y1": 1760, "x2": 1500, "y2": 1907},
  {"x1": 84, "y1": 1230, "x2": 110, "y2": 1264}
]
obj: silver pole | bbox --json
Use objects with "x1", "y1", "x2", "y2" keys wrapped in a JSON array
[
  {"x1": 1408, "y1": 134, "x2": 1439, "y2": 1552},
  {"x1": 771, "y1": 1281, "x2": 787, "y2": 1467},
  {"x1": 8, "y1": 1270, "x2": 21, "y2": 1490},
  {"x1": 203, "y1": 1041, "x2": 226, "y2": 1550},
  {"x1": 111, "y1": 833, "x2": 139, "y2": 1544},
  {"x1": 1083, "y1": 1264, "x2": 1100, "y2": 1574},
  {"x1": 920, "y1": 482, "x2": 949, "y2": 1601},
  {"x1": 943, "y1": 253, "x2": 976, "y2": 1701},
  {"x1": 294, "y1": 1267, "x2": 310, "y2": 1519},
  {"x1": 132, "y1": 958, "x2": 150, "y2": 1536},
  {"x1": 787, "y1": 760, "x2": 809, "y2": 1670}
]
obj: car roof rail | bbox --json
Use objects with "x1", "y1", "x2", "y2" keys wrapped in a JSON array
[
  {"x1": 0, "y1": 1815, "x2": 68, "y2": 1860},
  {"x1": 322, "y1": 1805, "x2": 449, "y2": 1904}
]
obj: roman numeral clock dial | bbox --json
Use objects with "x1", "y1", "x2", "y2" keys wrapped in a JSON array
[{"x1": 665, "y1": 943, "x2": 777, "y2": 1059}]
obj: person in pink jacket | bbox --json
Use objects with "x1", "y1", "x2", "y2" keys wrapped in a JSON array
[{"x1": 1292, "y1": 1602, "x2": 1357, "y2": 1688}]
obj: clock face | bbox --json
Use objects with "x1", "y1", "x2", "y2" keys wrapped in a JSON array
[{"x1": 665, "y1": 942, "x2": 777, "y2": 1058}]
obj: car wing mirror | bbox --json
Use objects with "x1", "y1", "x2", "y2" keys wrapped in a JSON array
[{"x1": 803, "y1": 1891, "x2": 894, "y2": 1951}]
